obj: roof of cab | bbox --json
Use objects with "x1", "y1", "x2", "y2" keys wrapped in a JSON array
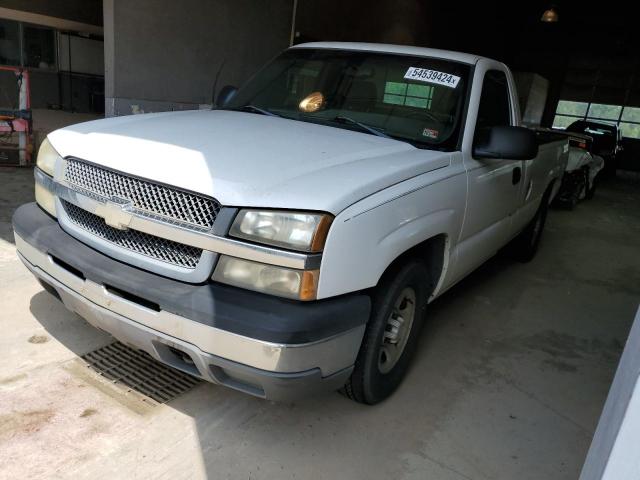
[{"x1": 290, "y1": 42, "x2": 483, "y2": 65}]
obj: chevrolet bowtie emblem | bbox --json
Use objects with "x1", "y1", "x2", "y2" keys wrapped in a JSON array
[{"x1": 95, "y1": 199, "x2": 134, "y2": 230}]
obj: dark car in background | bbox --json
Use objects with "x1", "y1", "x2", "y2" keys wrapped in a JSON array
[{"x1": 566, "y1": 120, "x2": 622, "y2": 176}]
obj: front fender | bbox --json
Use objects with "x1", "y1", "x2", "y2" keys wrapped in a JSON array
[{"x1": 317, "y1": 165, "x2": 466, "y2": 299}]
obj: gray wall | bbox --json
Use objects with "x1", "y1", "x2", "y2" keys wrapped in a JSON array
[
  {"x1": 0, "y1": 0, "x2": 103, "y2": 26},
  {"x1": 295, "y1": 0, "x2": 429, "y2": 46},
  {"x1": 103, "y1": 0, "x2": 293, "y2": 116},
  {"x1": 0, "y1": 71, "x2": 103, "y2": 113},
  {"x1": 513, "y1": 72, "x2": 549, "y2": 126}
]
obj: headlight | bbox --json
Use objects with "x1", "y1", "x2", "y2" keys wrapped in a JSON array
[
  {"x1": 35, "y1": 181, "x2": 57, "y2": 218},
  {"x1": 36, "y1": 138, "x2": 61, "y2": 177},
  {"x1": 34, "y1": 139, "x2": 61, "y2": 218},
  {"x1": 229, "y1": 210, "x2": 333, "y2": 252},
  {"x1": 212, "y1": 256, "x2": 319, "y2": 300}
]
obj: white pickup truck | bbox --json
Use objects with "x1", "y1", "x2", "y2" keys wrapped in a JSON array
[{"x1": 13, "y1": 42, "x2": 568, "y2": 404}]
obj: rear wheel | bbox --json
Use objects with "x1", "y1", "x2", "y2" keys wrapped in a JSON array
[
  {"x1": 342, "y1": 260, "x2": 429, "y2": 404},
  {"x1": 585, "y1": 170, "x2": 597, "y2": 200},
  {"x1": 564, "y1": 192, "x2": 579, "y2": 210}
]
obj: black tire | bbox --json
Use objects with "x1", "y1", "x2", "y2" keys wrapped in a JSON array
[
  {"x1": 342, "y1": 260, "x2": 429, "y2": 404},
  {"x1": 552, "y1": 172, "x2": 582, "y2": 210},
  {"x1": 513, "y1": 190, "x2": 550, "y2": 263},
  {"x1": 564, "y1": 193, "x2": 578, "y2": 211},
  {"x1": 585, "y1": 170, "x2": 597, "y2": 200}
]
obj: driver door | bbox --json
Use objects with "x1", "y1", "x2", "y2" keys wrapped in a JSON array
[{"x1": 454, "y1": 67, "x2": 524, "y2": 279}]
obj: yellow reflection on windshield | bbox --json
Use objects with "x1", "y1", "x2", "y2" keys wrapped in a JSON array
[{"x1": 299, "y1": 91, "x2": 325, "y2": 113}]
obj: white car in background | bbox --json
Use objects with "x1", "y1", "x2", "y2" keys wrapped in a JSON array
[{"x1": 548, "y1": 130, "x2": 604, "y2": 208}]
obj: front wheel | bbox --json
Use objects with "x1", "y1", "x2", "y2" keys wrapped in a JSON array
[{"x1": 341, "y1": 260, "x2": 429, "y2": 404}]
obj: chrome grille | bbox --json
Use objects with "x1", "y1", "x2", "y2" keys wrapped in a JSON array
[
  {"x1": 64, "y1": 159, "x2": 220, "y2": 230},
  {"x1": 62, "y1": 200, "x2": 202, "y2": 269}
]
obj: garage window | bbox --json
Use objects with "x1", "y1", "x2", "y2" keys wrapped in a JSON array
[
  {"x1": 0, "y1": 18, "x2": 56, "y2": 70},
  {"x1": 588, "y1": 104, "x2": 622, "y2": 121},
  {"x1": 22, "y1": 25, "x2": 56, "y2": 70},
  {"x1": 620, "y1": 107, "x2": 640, "y2": 139},
  {"x1": 0, "y1": 19, "x2": 21, "y2": 66},
  {"x1": 553, "y1": 101, "x2": 589, "y2": 128},
  {"x1": 553, "y1": 101, "x2": 640, "y2": 139}
]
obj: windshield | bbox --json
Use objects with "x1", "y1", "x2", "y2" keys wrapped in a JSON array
[{"x1": 224, "y1": 48, "x2": 471, "y2": 151}]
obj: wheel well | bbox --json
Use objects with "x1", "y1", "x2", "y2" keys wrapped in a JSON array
[{"x1": 377, "y1": 234, "x2": 447, "y2": 298}]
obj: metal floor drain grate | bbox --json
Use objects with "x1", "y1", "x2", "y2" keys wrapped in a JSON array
[{"x1": 80, "y1": 342, "x2": 201, "y2": 404}]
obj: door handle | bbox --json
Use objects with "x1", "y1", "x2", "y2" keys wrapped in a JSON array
[{"x1": 512, "y1": 166, "x2": 522, "y2": 185}]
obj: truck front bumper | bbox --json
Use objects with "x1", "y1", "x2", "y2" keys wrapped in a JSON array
[{"x1": 13, "y1": 203, "x2": 370, "y2": 400}]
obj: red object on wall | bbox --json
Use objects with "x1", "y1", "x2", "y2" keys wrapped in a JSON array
[{"x1": 0, "y1": 65, "x2": 33, "y2": 166}]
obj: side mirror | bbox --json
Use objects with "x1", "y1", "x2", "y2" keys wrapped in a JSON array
[
  {"x1": 473, "y1": 126, "x2": 538, "y2": 160},
  {"x1": 216, "y1": 85, "x2": 238, "y2": 108}
]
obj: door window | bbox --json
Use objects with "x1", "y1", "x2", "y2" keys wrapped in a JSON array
[{"x1": 475, "y1": 70, "x2": 512, "y2": 132}]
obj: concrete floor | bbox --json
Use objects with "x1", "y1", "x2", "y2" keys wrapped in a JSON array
[{"x1": 1, "y1": 167, "x2": 639, "y2": 480}]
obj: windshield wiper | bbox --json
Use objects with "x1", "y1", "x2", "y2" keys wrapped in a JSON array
[
  {"x1": 236, "y1": 105, "x2": 280, "y2": 117},
  {"x1": 332, "y1": 115, "x2": 391, "y2": 139}
]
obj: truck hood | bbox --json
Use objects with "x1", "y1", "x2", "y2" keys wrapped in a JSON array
[{"x1": 48, "y1": 110, "x2": 450, "y2": 214}]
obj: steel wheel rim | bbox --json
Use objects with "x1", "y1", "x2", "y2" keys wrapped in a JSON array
[{"x1": 378, "y1": 287, "x2": 416, "y2": 374}]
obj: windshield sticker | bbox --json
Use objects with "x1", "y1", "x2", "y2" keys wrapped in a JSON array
[
  {"x1": 422, "y1": 128, "x2": 439, "y2": 139},
  {"x1": 404, "y1": 67, "x2": 460, "y2": 88}
]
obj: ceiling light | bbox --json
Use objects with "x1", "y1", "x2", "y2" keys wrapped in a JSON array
[{"x1": 541, "y1": 7, "x2": 559, "y2": 22}]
